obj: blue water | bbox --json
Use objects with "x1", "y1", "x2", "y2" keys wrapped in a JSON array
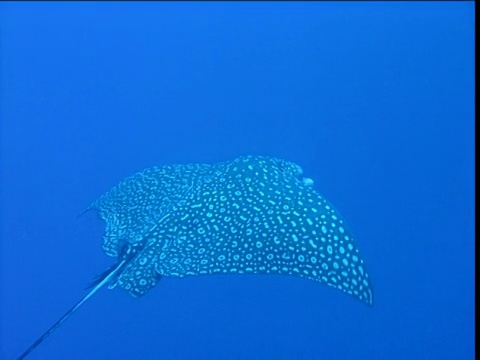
[{"x1": 0, "y1": 2, "x2": 474, "y2": 360}]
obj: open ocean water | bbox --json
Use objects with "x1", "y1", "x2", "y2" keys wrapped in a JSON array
[{"x1": 0, "y1": 2, "x2": 474, "y2": 360}]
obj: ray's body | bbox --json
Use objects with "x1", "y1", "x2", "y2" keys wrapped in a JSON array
[{"x1": 18, "y1": 155, "x2": 373, "y2": 359}]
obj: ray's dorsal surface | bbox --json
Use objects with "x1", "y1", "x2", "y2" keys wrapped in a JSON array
[{"x1": 18, "y1": 155, "x2": 373, "y2": 359}]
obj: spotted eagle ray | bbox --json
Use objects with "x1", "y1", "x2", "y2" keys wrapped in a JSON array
[{"x1": 18, "y1": 155, "x2": 373, "y2": 359}]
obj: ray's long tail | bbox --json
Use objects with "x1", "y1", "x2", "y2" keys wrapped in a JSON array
[{"x1": 17, "y1": 258, "x2": 128, "y2": 360}]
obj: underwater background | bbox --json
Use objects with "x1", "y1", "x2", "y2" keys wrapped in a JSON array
[{"x1": 0, "y1": 2, "x2": 474, "y2": 360}]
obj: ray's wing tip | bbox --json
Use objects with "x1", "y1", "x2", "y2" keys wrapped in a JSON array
[
  {"x1": 76, "y1": 204, "x2": 97, "y2": 219},
  {"x1": 364, "y1": 287, "x2": 374, "y2": 307}
]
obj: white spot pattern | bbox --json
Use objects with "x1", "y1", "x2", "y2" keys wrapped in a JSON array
[{"x1": 91, "y1": 156, "x2": 373, "y2": 305}]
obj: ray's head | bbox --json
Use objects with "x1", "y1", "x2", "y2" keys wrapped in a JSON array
[{"x1": 269, "y1": 157, "x2": 315, "y2": 188}]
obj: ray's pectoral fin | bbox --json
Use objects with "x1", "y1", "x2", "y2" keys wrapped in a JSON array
[
  {"x1": 115, "y1": 239, "x2": 164, "y2": 297},
  {"x1": 117, "y1": 263, "x2": 163, "y2": 297}
]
